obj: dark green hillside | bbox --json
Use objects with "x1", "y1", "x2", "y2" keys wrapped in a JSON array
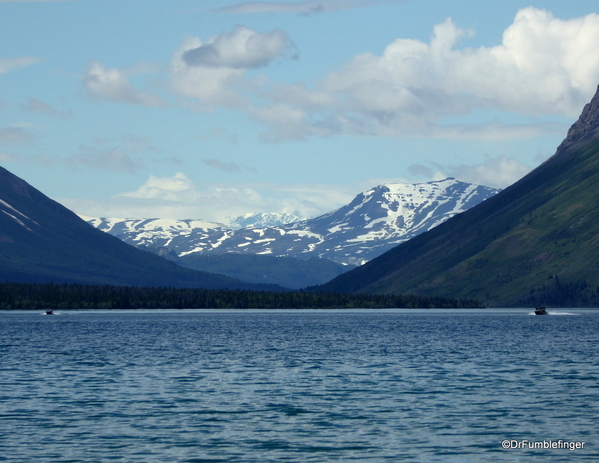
[
  {"x1": 0, "y1": 166, "x2": 280, "y2": 290},
  {"x1": 177, "y1": 253, "x2": 352, "y2": 289},
  {"x1": 319, "y1": 86, "x2": 599, "y2": 307}
]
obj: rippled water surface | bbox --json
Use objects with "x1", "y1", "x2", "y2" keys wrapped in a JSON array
[{"x1": 1, "y1": 309, "x2": 598, "y2": 462}]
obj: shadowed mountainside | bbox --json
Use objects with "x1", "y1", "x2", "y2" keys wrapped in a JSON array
[{"x1": 0, "y1": 166, "x2": 281, "y2": 290}]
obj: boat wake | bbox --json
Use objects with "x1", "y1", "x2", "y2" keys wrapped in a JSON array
[{"x1": 528, "y1": 311, "x2": 579, "y2": 316}]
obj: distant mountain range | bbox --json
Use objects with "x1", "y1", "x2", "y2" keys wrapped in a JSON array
[
  {"x1": 229, "y1": 212, "x2": 304, "y2": 229},
  {"x1": 0, "y1": 166, "x2": 281, "y2": 290},
  {"x1": 85, "y1": 178, "x2": 499, "y2": 266},
  {"x1": 5, "y1": 80, "x2": 599, "y2": 304},
  {"x1": 319, "y1": 85, "x2": 599, "y2": 308}
]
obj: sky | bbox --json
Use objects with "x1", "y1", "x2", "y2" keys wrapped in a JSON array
[{"x1": 2, "y1": 0, "x2": 599, "y2": 224}]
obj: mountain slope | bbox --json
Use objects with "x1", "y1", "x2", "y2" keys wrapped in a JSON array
[
  {"x1": 177, "y1": 254, "x2": 350, "y2": 289},
  {"x1": 0, "y1": 166, "x2": 280, "y2": 290},
  {"x1": 319, "y1": 85, "x2": 599, "y2": 307},
  {"x1": 229, "y1": 212, "x2": 305, "y2": 229},
  {"x1": 87, "y1": 178, "x2": 499, "y2": 266}
]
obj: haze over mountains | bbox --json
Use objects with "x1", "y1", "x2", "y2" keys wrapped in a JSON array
[
  {"x1": 320, "y1": 85, "x2": 599, "y2": 308},
  {"x1": 86, "y1": 178, "x2": 499, "y2": 266}
]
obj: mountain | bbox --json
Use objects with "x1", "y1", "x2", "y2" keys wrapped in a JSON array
[
  {"x1": 0, "y1": 166, "x2": 281, "y2": 290},
  {"x1": 82, "y1": 216, "x2": 230, "y2": 257},
  {"x1": 177, "y1": 254, "x2": 349, "y2": 289},
  {"x1": 86, "y1": 178, "x2": 499, "y2": 266},
  {"x1": 318, "y1": 85, "x2": 599, "y2": 307},
  {"x1": 229, "y1": 212, "x2": 305, "y2": 229}
]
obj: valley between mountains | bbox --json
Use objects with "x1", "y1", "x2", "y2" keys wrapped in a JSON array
[{"x1": 84, "y1": 178, "x2": 499, "y2": 288}]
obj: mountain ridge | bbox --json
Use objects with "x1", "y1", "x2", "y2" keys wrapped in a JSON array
[
  {"x1": 317, "y1": 85, "x2": 599, "y2": 307},
  {"x1": 0, "y1": 166, "x2": 283, "y2": 290},
  {"x1": 86, "y1": 178, "x2": 499, "y2": 266}
]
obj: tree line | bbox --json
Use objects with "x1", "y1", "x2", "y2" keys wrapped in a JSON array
[
  {"x1": 518, "y1": 276, "x2": 599, "y2": 307},
  {"x1": 0, "y1": 283, "x2": 481, "y2": 310}
]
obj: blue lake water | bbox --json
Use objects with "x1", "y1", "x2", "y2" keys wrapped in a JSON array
[{"x1": 1, "y1": 309, "x2": 597, "y2": 462}]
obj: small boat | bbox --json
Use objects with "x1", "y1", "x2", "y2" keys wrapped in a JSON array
[
  {"x1": 534, "y1": 307, "x2": 547, "y2": 315},
  {"x1": 45, "y1": 309, "x2": 54, "y2": 315}
]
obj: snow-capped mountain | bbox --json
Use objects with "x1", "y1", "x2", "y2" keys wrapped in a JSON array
[
  {"x1": 81, "y1": 217, "x2": 231, "y2": 256},
  {"x1": 228, "y1": 212, "x2": 305, "y2": 229},
  {"x1": 85, "y1": 178, "x2": 499, "y2": 265}
]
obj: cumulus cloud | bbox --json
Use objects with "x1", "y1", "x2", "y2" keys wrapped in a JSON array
[
  {"x1": 84, "y1": 62, "x2": 166, "y2": 107},
  {"x1": 170, "y1": 26, "x2": 296, "y2": 110},
  {"x1": 182, "y1": 26, "x2": 297, "y2": 69},
  {"x1": 311, "y1": 8, "x2": 599, "y2": 137},
  {"x1": 171, "y1": 37, "x2": 247, "y2": 109},
  {"x1": 119, "y1": 173, "x2": 195, "y2": 199},
  {"x1": 0, "y1": 56, "x2": 40, "y2": 74},
  {"x1": 69, "y1": 7, "x2": 599, "y2": 144},
  {"x1": 213, "y1": 0, "x2": 403, "y2": 16},
  {"x1": 249, "y1": 103, "x2": 315, "y2": 141},
  {"x1": 195, "y1": 8, "x2": 599, "y2": 141}
]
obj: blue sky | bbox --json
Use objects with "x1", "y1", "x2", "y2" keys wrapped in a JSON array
[{"x1": 2, "y1": 0, "x2": 599, "y2": 223}]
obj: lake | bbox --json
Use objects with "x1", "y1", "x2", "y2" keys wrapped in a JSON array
[{"x1": 1, "y1": 309, "x2": 597, "y2": 462}]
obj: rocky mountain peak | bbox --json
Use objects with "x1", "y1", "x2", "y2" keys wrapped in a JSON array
[
  {"x1": 88, "y1": 179, "x2": 499, "y2": 266},
  {"x1": 556, "y1": 84, "x2": 599, "y2": 156}
]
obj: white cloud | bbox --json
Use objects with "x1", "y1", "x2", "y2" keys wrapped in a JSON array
[
  {"x1": 170, "y1": 26, "x2": 296, "y2": 110},
  {"x1": 65, "y1": 173, "x2": 354, "y2": 222},
  {"x1": 84, "y1": 61, "x2": 166, "y2": 107},
  {"x1": 170, "y1": 36, "x2": 248, "y2": 109},
  {"x1": 198, "y1": 8, "x2": 599, "y2": 141},
  {"x1": 249, "y1": 103, "x2": 313, "y2": 141},
  {"x1": 313, "y1": 8, "x2": 599, "y2": 136},
  {"x1": 0, "y1": 56, "x2": 40, "y2": 74},
  {"x1": 182, "y1": 26, "x2": 297, "y2": 69},
  {"x1": 119, "y1": 173, "x2": 195, "y2": 199},
  {"x1": 67, "y1": 7, "x2": 599, "y2": 144}
]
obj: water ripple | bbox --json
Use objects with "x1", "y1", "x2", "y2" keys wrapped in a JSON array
[{"x1": 0, "y1": 309, "x2": 597, "y2": 462}]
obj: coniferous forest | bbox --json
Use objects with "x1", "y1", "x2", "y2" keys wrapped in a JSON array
[{"x1": 0, "y1": 283, "x2": 481, "y2": 310}]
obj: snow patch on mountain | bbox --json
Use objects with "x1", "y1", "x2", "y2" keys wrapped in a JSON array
[
  {"x1": 85, "y1": 179, "x2": 499, "y2": 265},
  {"x1": 0, "y1": 198, "x2": 38, "y2": 231},
  {"x1": 228, "y1": 212, "x2": 305, "y2": 229}
]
